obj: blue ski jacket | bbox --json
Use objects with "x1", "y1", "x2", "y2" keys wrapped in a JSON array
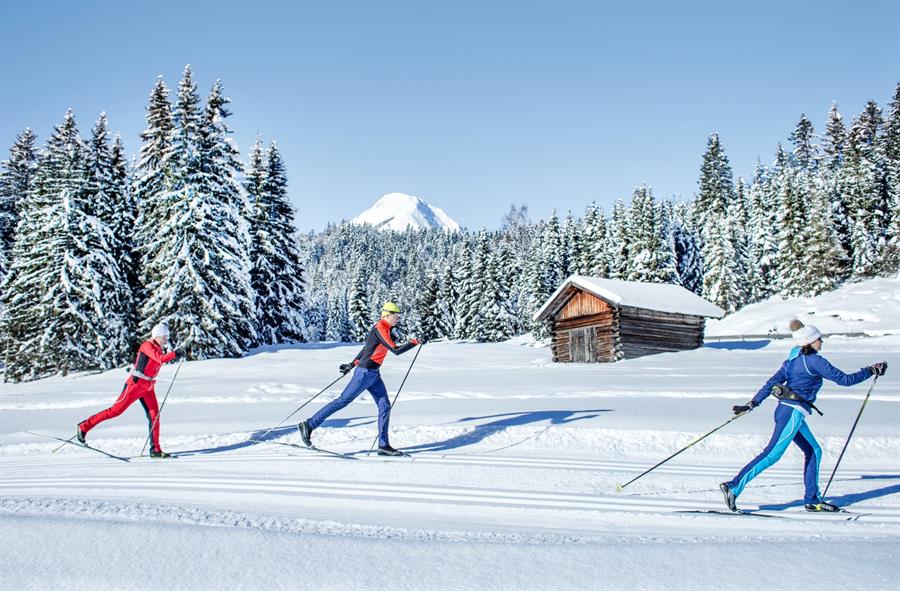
[{"x1": 751, "y1": 347, "x2": 873, "y2": 413}]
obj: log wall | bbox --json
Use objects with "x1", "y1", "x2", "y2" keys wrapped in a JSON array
[{"x1": 549, "y1": 297, "x2": 706, "y2": 363}]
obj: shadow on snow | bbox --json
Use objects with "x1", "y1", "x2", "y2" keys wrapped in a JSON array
[
  {"x1": 404, "y1": 409, "x2": 612, "y2": 453},
  {"x1": 704, "y1": 340, "x2": 771, "y2": 351}
]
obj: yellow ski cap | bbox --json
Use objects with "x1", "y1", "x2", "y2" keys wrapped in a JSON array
[{"x1": 381, "y1": 301, "x2": 401, "y2": 316}]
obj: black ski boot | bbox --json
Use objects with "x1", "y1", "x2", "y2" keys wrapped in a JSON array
[
  {"x1": 75, "y1": 424, "x2": 87, "y2": 445},
  {"x1": 377, "y1": 445, "x2": 404, "y2": 457},
  {"x1": 805, "y1": 501, "x2": 841, "y2": 512},
  {"x1": 297, "y1": 421, "x2": 313, "y2": 447},
  {"x1": 150, "y1": 449, "x2": 172, "y2": 459},
  {"x1": 720, "y1": 482, "x2": 738, "y2": 512}
]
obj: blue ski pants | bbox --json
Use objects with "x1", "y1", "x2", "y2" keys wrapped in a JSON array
[
  {"x1": 307, "y1": 366, "x2": 392, "y2": 447},
  {"x1": 725, "y1": 403, "x2": 823, "y2": 503}
]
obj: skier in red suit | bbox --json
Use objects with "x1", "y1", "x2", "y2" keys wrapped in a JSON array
[{"x1": 77, "y1": 323, "x2": 181, "y2": 458}]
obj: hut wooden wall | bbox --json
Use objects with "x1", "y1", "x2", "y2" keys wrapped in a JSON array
[
  {"x1": 551, "y1": 292, "x2": 620, "y2": 362},
  {"x1": 618, "y1": 306, "x2": 705, "y2": 358},
  {"x1": 549, "y1": 293, "x2": 706, "y2": 363}
]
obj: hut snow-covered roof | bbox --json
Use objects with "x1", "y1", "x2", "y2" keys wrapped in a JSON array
[{"x1": 533, "y1": 275, "x2": 725, "y2": 321}]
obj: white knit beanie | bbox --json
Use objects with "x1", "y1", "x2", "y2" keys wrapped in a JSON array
[
  {"x1": 151, "y1": 323, "x2": 170, "y2": 338},
  {"x1": 792, "y1": 324, "x2": 821, "y2": 347}
]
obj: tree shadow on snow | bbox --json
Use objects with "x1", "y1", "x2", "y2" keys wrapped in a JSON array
[
  {"x1": 757, "y1": 482, "x2": 900, "y2": 511},
  {"x1": 404, "y1": 409, "x2": 611, "y2": 453},
  {"x1": 704, "y1": 340, "x2": 770, "y2": 351}
]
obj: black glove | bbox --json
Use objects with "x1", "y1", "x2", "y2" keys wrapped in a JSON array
[
  {"x1": 868, "y1": 362, "x2": 888, "y2": 377},
  {"x1": 338, "y1": 363, "x2": 354, "y2": 375},
  {"x1": 173, "y1": 351, "x2": 183, "y2": 362},
  {"x1": 732, "y1": 400, "x2": 758, "y2": 415}
]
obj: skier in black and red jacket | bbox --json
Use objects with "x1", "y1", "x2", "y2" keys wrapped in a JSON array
[
  {"x1": 77, "y1": 323, "x2": 182, "y2": 458},
  {"x1": 298, "y1": 302, "x2": 420, "y2": 456}
]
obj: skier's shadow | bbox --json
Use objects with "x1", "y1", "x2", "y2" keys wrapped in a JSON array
[
  {"x1": 173, "y1": 417, "x2": 369, "y2": 457},
  {"x1": 757, "y1": 481, "x2": 900, "y2": 511},
  {"x1": 404, "y1": 409, "x2": 610, "y2": 453}
]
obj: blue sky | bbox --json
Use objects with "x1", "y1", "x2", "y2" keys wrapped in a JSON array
[{"x1": 1, "y1": 1, "x2": 898, "y2": 231}]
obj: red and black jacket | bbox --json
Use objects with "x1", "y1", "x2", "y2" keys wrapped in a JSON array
[
  {"x1": 353, "y1": 319, "x2": 415, "y2": 369},
  {"x1": 133, "y1": 340, "x2": 176, "y2": 380}
]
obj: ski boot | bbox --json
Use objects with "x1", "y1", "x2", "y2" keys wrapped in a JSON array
[
  {"x1": 150, "y1": 449, "x2": 172, "y2": 459},
  {"x1": 805, "y1": 501, "x2": 841, "y2": 512},
  {"x1": 297, "y1": 421, "x2": 313, "y2": 447},
  {"x1": 377, "y1": 445, "x2": 404, "y2": 457},
  {"x1": 75, "y1": 424, "x2": 87, "y2": 445},
  {"x1": 719, "y1": 482, "x2": 738, "y2": 512}
]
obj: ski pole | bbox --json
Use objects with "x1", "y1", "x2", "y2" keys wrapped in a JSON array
[
  {"x1": 141, "y1": 359, "x2": 184, "y2": 456},
  {"x1": 822, "y1": 374, "x2": 880, "y2": 498},
  {"x1": 51, "y1": 435, "x2": 76, "y2": 453},
  {"x1": 615, "y1": 409, "x2": 751, "y2": 492},
  {"x1": 367, "y1": 343, "x2": 424, "y2": 455},
  {"x1": 254, "y1": 370, "x2": 351, "y2": 442}
]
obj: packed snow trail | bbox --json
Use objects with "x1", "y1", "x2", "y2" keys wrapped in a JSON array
[{"x1": 2, "y1": 329, "x2": 898, "y2": 590}]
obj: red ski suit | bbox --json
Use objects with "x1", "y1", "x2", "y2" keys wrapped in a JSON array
[{"x1": 80, "y1": 340, "x2": 176, "y2": 452}]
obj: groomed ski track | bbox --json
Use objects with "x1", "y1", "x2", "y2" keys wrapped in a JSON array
[{"x1": 3, "y1": 447, "x2": 899, "y2": 525}]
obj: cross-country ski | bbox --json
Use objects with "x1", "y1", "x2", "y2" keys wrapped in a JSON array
[{"x1": 25, "y1": 431, "x2": 131, "y2": 463}]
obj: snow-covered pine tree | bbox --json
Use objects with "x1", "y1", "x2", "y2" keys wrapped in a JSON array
[
  {"x1": 562, "y1": 210, "x2": 582, "y2": 276},
  {"x1": 745, "y1": 161, "x2": 778, "y2": 299},
  {"x1": 109, "y1": 134, "x2": 140, "y2": 327},
  {"x1": 479, "y1": 244, "x2": 517, "y2": 341},
  {"x1": 626, "y1": 185, "x2": 652, "y2": 281},
  {"x1": 247, "y1": 138, "x2": 307, "y2": 344},
  {"x1": 0, "y1": 129, "x2": 37, "y2": 268},
  {"x1": 136, "y1": 66, "x2": 256, "y2": 358},
  {"x1": 789, "y1": 113, "x2": 819, "y2": 170},
  {"x1": 463, "y1": 231, "x2": 491, "y2": 340},
  {"x1": 541, "y1": 210, "x2": 566, "y2": 288},
  {"x1": 823, "y1": 102, "x2": 846, "y2": 171},
  {"x1": 522, "y1": 222, "x2": 550, "y2": 337},
  {"x1": 3, "y1": 111, "x2": 129, "y2": 379},
  {"x1": 83, "y1": 113, "x2": 133, "y2": 362},
  {"x1": 695, "y1": 133, "x2": 735, "y2": 230},
  {"x1": 839, "y1": 100, "x2": 890, "y2": 277},
  {"x1": 347, "y1": 268, "x2": 372, "y2": 341},
  {"x1": 132, "y1": 76, "x2": 174, "y2": 322},
  {"x1": 802, "y1": 172, "x2": 846, "y2": 294},
  {"x1": 325, "y1": 292, "x2": 351, "y2": 342},
  {"x1": 774, "y1": 167, "x2": 813, "y2": 296},
  {"x1": 414, "y1": 272, "x2": 442, "y2": 341},
  {"x1": 653, "y1": 198, "x2": 679, "y2": 285},
  {"x1": 133, "y1": 76, "x2": 174, "y2": 213},
  {"x1": 701, "y1": 209, "x2": 742, "y2": 313},
  {"x1": 608, "y1": 200, "x2": 629, "y2": 279},
  {"x1": 671, "y1": 202, "x2": 703, "y2": 294},
  {"x1": 727, "y1": 180, "x2": 751, "y2": 305},
  {"x1": 881, "y1": 84, "x2": 900, "y2": 271},
  {"x1": 578, "y1": 202, "x2": 605, "y2": 276},
  {"x1": 696, "y1": 133, "x2": 740, "y2": 307}
]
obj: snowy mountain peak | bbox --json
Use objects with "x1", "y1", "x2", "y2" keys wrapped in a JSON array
[{"x1": 350, "y1": 192, "x2": 460, "y2": 232}]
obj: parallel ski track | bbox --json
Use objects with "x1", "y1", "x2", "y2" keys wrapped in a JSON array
[
  {"x1": 2, "y1": 448, "x2": 897, "y2": 484},
  {"x1": 2, "y1": 473, "x2": 899, "y2": 523}
]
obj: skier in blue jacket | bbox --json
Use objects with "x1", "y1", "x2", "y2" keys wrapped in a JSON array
[{"x1": 720, "y1": 321, "x2": 886, "y2": 513}]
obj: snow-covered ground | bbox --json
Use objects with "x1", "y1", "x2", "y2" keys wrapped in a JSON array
[
  {"x1": 2, "y1": 280, "x2": 899, "y2": 590},
  {"x1": 707, "y1": 274, "x2": 900, "y2": 337}
]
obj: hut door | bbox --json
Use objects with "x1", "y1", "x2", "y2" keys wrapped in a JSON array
[{"x1": 569, "y1": 328, "x2": 593, "y2": 362}]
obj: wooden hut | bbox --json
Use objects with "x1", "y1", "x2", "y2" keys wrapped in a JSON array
[{"x1": 533, "y1": 275, "x2": 725, "y2": 363}]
